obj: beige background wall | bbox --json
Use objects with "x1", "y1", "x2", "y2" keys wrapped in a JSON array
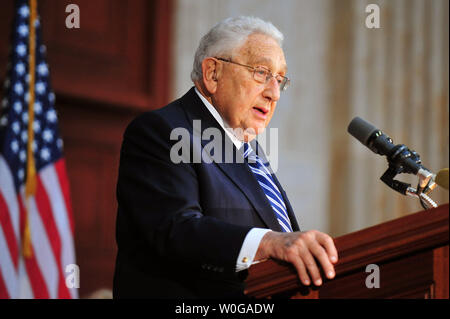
[{"x1": 171, "y1": 0, "x2": 449, "y2": 237}]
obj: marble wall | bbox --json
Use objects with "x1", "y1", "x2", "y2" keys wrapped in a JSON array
[{"x1": 171, "y1": 0, "x2": 449, "y2": 236}]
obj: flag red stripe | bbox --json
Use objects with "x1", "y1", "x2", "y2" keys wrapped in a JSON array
[
  {"x1": 35, "y1": 175, "x2": 71, "y2": 298},
  {"x1": 0, "y1": 192, "x2": 19, "y2": 270},
  {"x1": 0, "y1": 268, "x2": 10, "y2": 299},
  {"x1": 35, "y1": 176, "x2": 62, "y2": 261},
  {"x1": 23, "y1": 247, "x2": 50, "y2": 299},
  {"x1": 17, "y1": 195, "x2": 49, "y2": 298},
  {"x1": 54, "y1": 159, "x2": 74, "y2": 234}
]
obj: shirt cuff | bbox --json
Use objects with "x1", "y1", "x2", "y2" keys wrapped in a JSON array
[{"x1": 235, "y1": 228, "x2": 272, "y2": 272}]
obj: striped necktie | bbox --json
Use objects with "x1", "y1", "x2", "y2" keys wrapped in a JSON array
[{"x1": 243, "y1": 143, "x2": 293, "y2": 232}]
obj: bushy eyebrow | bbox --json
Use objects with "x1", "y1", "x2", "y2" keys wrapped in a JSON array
[{"x1": 249, "y1": 57, "x2": 287, "y2": 74}]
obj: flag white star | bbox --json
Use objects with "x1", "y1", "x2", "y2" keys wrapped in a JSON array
[
  {"x1": 21, "y1": 131, "x2": 28, "y2": 143},
  {"x1": 19, "y1": 5, "x2": 29, "y2": 18},
  {"x1": 34, "y1": 101, "x2": 42, "y2": 114},
  {"x1": 15, "y1": 62, "x2": 26, "y2": 76},
  {"x1": 14, "y1": 101, "x2": 22, "y2": 113},
  {"x1": 36, "y1": 82, "x2": 46, "y2": 95},
  {"x1": 57, "y1": 138, "x2": 64, "y2": 150},
  {"x1": 48, "y1": 92, "x2": 55, "y2": 103},
  {"x1": 37, "y1": 63, "x2": 48, "y2": 76},
  {"x1": 0, "y1": 116, "x2": 7, "y2": 127},
  {"x1": 22, "y1": 111, "x2": 28, "y2": 124},
  {"x1": 43, "y1": 129, "x2": 53, "y2": 143},
  {"x1": 14, "y1": 82, "x2": 24, "y2": 95},
  {"x1": 33, "y1": 120, "x2": 41, "y2": 133},
  {"x1": 47, "y1": 110, "x2": 57, "y2": 123},
  {"x1": 18, "y1": 169, "x2": 24, "y2": 181},
  {"x1": 12, "y1": 122, "x2": 21, "y2": 134},
  {"x1": 16, "y1": 43, "x2": 27, "y2": 57},
  {"x1": 40, "y1": 148, "x2": 50, "y2": 161},
  {"x1": 11, "y1": 140, "x2": 19, "y2": 153},
  {"x1": 19, "y1": 149, "x2": 26, "y2": 162},
  {"x1": 18, "y1": 24, "x2": 28, "y2": 37}
]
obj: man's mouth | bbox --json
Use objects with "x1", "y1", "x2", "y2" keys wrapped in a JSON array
[{"x1": 253, "y1": 106, "x2": 269, "y2": 115}]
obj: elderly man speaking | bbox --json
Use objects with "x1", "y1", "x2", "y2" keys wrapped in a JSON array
[{"x1": 113, "y1": 16, "x2": 338, "y2": 298}]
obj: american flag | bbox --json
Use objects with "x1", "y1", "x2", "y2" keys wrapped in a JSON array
[{"x1": 0, "y1": 0, "x2": 77, "y2": 298}]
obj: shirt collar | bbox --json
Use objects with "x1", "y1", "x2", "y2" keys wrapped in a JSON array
[{"x1": 194, "y1": 87, "x2": 244, "y2": 150}]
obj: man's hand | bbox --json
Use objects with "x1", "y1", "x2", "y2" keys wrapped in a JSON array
[{"x1": 255, "y1": 230, "x2": 338, "y2": 286}]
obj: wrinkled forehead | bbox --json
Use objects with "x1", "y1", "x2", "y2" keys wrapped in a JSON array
[{"x1": 236, "y1": 33, "x2": 287, "y2": 74}]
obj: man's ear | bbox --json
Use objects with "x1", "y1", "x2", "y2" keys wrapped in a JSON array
[{"x1": 201, "y1": 58, "x2": 221, "y2": 94}]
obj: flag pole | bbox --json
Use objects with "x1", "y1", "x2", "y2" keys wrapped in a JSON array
[{"x1": 23, "y1": 0, "x2": 37, "y2": 258}]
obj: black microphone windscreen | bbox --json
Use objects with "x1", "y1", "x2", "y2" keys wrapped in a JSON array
[{"x1": 347, "y1": 117, "x2": 379, "y2": 146}]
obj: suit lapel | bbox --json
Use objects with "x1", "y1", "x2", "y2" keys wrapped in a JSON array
[
  {"x1": 179, "y1": 88, "x2": 283, "y2": 231},
  {"x1": 216, "y1": 161, "x2": 283, "y2": 232}
]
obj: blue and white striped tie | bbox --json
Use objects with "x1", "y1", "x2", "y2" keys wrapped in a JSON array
[{"x1": 243, "y1": 143, "x2": 293, "y2": 232}]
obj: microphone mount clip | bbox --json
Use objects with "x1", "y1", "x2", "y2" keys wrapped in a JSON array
[{"x1": 379, "y1": 143, "x2": 437, "y2": 209}]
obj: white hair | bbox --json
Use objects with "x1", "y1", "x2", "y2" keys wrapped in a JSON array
[{"x1": 190, "y1": 16, "x2": 284, "y2": 82}]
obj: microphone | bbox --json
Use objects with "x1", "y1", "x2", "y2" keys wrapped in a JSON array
[
  {"x1": 347, "y1": 116, "x2": 424, "y2": 175},
  {"x1": 347, "y1": 117, "x2": 439, "y2": 210},
  {"x1": 435, "y1": 168, "x2": 449, "y2": 190}
]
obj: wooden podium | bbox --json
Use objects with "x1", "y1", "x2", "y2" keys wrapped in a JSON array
[{"x1": 245, "y1": 204, "x2": 449, "y2": 299}]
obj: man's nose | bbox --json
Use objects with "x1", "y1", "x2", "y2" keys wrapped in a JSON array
[{"x1": 263, "y1": 77, "x2": 281, "y2": 102}]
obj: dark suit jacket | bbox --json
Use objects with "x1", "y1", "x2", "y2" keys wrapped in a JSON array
[{"x1": 113, "y1": 87, "x2": 300, "y2": 298}]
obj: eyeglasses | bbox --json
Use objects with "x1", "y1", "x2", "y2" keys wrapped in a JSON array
[{"x1": 215, "y1": 57, "x2": 290, "y2": 91}]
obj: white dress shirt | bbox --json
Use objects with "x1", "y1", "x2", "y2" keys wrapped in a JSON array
[{"x1": 194, "y1": 88, "x2": 271, "y2": 271}]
